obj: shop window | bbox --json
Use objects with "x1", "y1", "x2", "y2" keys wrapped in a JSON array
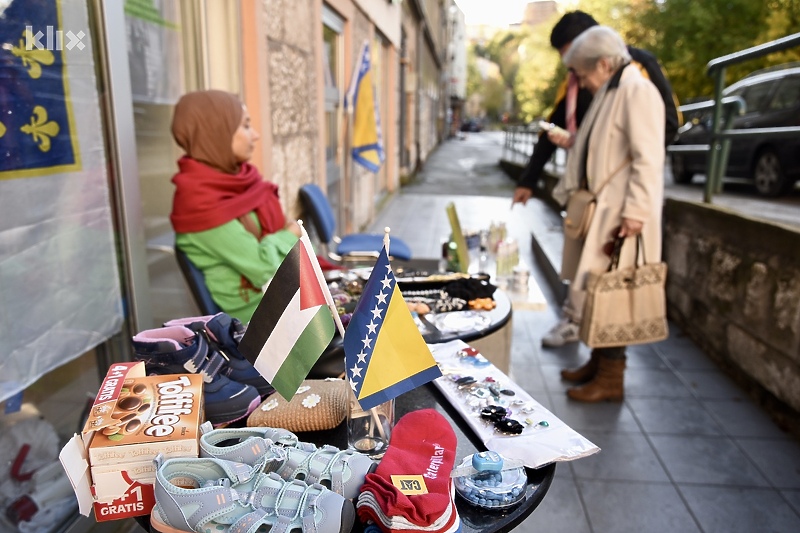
[
  {"x1": 322, "y1": 5, "x2": 344, "y2": 231},
  {"x1": 125, "y1": 0, "x2": 241, "y2": 327}
]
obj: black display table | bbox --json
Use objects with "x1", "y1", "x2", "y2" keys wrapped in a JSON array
[
  {"x1": 417, "y1": 289, "x2": 512, "y2": 346},
  {"x1": 135, "y1": 382, "x2": 555, "y2": 533}
]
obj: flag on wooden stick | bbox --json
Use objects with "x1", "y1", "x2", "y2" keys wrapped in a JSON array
[
  {"x1": 239, "y1": 224, "x2": 344, "y2": 400},
  {"x1": 343, "y1": 237, "x2": 441, "y2": 410}
]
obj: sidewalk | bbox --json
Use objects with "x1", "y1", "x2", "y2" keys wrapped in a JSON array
[{"x1": 369, "y1": 132, "x2": 800, "y2": 533}]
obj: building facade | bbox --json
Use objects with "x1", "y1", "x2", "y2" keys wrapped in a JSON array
[{"x1": 0, "y1": 1, "x2": 452, "y2": 531}]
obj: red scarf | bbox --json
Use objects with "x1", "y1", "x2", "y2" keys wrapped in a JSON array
[{"x1": 170, "y1": 156, "x2": 285, "y2": 237}]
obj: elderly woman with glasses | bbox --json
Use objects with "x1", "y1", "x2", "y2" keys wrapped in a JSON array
[{"x1": 546, "y1": 26, "x2": 666, "y2": 402}]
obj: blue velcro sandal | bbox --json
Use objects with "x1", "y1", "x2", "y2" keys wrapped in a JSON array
[
  {"x1": 198, "y1": 427, "x2": 375, "y2": 499},
  {"x1": 150, "y1": 455, "x2": 354, "y2": 533}
]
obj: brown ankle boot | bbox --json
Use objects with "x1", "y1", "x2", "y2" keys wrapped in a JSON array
[
  {"x1": 567, "y1": 357, "x2": 626, "y2": 402},
  {"x1": 560, "y1": 351, "x2": 600, "y2": 383}
]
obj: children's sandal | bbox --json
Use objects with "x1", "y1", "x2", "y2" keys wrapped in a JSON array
[
  {"x1": 150, "y1": 455, "x2": 354, "y2": 533},
  {"x1": 199, "y1": 426, "x2": 375, "y2": 499}
]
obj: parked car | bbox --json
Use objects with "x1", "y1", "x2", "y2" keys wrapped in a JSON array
[
  {"x1": 670, "y1": 64, "x2": 800, "y2": 196},
  {"x1": 460, "y1": 118, "x2": 483, "y2": 132}
]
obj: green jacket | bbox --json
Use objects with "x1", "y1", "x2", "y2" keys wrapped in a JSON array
[{"x1": 176, "y1": 212, "x2": 297, "y2": 322}]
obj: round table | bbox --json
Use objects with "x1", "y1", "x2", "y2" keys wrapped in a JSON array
[{"x1": 418, "y1": 289, "x2": 512, "y2": 345}]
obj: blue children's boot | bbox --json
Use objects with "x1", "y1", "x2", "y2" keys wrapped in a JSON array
[
  {"x1": 164, "y1": 313, "x2": 274, "y2": 397},
  {"x1": 132, "y1": 325, "x2": 261, "y2": 426}
]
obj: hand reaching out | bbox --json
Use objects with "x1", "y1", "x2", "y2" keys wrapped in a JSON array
[
  {"x1": 511, "y1": 186, "x2": 533, "y2": 207},
  {"x1": 285, "y1": 220, "x2": 302, "y2": 237}
]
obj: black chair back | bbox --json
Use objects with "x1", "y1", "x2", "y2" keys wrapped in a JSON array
[{"x1": 175, "y1": 246, "x2": 222, "y2": 315}]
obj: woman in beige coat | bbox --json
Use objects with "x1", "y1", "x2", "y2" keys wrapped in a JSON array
[{"x1": 548, "y1": 26, "x2": 665, "y2": 402}]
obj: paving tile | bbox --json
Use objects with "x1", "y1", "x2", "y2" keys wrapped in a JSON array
[
  {"x1": 626, "y1": 343, "x2": 670, "y2": 369},
  {"x1": 627, "y1": 397, "x2": 725, "y2": 436},
  {"x1": 570, "y1": 431, "x2": 669, "y2": 482},
  {"x1": 578, "y1": 479, "x2": 701, "y2": 533},
  {"x1": 548, "y1": 395, "x2": 642, "y2": 434},
  {"x1": 680, "y1": 485, "x2": 800, "y2": 533},
  {"x1": 539, "y1": 364, "x2": 576, "y2": 394},
  {"x1": 652, "y1": 327, "x2": 719, "y2": 371},
  {"x1": 514, "y1": 474, "x2": 591, "y2": 533},
  {"x1": 529, "y1": 390, "x2": 555, "y2": 412},
  {"x1": 508, "y1": 357, "x2": 547, "y2": 393},
  {"x1": 624, "y1": 367, "x2": 694, "y2": 398},
  {"x1": 737, "y1": 438, "x2": 800, "y2": 489},
  {"x1": 537, "y1": 343, "x2": 591, "y2": 368},
  {"x1": 702, "y1": 399, "x2": 792, "y2": 439},
  {"x1": 649, "y1": 435, "x2": 770, "y2": 486},
  {"x1": 677, "y1": 369, "x2": 749, "y2": 400}
]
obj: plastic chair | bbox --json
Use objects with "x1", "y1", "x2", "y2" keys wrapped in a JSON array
[
  {"x1": 174, "y1": 246, "x2": 222, "y2": 315},
  {"x1": 299, "y1": 183, "x2": 412, "y2": 261}
]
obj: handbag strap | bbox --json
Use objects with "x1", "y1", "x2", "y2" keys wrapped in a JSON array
[
  {"x1": 591, "y1": 156, "x2": 633, "y2": 196},
  {"x1": 608, "y1": 235, "x2": 646, "y2": 272}
]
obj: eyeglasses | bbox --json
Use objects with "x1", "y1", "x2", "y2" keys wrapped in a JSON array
[{"x1": 602, "y1": 227, "x2": 623, "y2": 257}]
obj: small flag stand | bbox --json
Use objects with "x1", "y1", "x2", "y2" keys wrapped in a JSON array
[{"x1": 345, "y1": 228, "x2": 395, "y2": 458}]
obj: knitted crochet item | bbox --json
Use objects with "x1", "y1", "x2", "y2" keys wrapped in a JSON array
[
  {"x1": 247, "y1": 379, "x2": 348, "y2": 432},
  {"x1": 357, "y1": 409, "x2": 458, "y2": 529}
]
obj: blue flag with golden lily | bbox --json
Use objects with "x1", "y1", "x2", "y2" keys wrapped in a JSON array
[
  {"x1": 346, "y1": 40, "x2": 385, "y2": 172},
  {"x1": 0, "y1": 0, "x2": 80, "y2": 178},
  {"x1": 344, "y1": 246, "x2": 442, "y2": 410}
]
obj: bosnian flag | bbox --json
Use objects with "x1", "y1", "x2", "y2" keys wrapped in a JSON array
[
  {"x1": 344, "y1": 245, "x2": 442, "y2": 410},
  {"x1": 239, "y1": 229, "x2": 342, "y2": 400}
]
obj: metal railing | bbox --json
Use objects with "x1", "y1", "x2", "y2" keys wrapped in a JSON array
[
  {"x1": 502, "y1": 125, "x2": 539, "y2": 165},
  {"x1": 696, "y1": 32, "x2": 800, "y2": 202}
]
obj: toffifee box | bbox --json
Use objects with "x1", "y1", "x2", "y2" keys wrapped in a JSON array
[
  {"x1": 60, "y1": 361, "x2": 204, "y2": 521},
  {"x1": 85, "y1": 372, "x2": 202, "y2": 466}
]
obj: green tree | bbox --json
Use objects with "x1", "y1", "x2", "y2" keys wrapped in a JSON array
[
  {"x1": 466, "y1": 45, "x2": 482, "y2": 98},
  {"x1": 482, "y1": 77, "x2": 507, "y2": 120},
  {"x1": 512, "y1": 0, "x2": 800, "y2": 122},
  {"x1": 637, "y1": 0, "x2": 800, "y2": 101},
  {"x1": 484, "y1": 30, "x2": 525, "y2": 91},
  {"x1": 514, "y1": 29, "x2": 563, "y2": 123},
  {"x1": 464, "y1": 43, "x2": 509, "y2": 121}
]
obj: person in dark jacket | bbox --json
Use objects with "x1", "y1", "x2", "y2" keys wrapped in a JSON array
[{"x1": 511, "y1": 11, "x2": 681, "y2": 348}]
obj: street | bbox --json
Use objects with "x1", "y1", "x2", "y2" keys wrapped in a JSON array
[{"x1": 371, "y1": 129, "x2": 800, "y2": 533}]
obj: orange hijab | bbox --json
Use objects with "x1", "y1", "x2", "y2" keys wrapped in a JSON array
[{"x1": 171, "y1": 89, "x2": 242, "y2": 174}]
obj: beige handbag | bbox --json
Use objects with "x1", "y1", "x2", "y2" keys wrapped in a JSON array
[
  {"x1": 564, "y1": 158, "x2": 632, "y2": 241},
  {"x1": 580, "y1": 236, "x2": 668, "y2": 348},
  {"x1": 247, "y1": 379, "x2": 348, "y2": 432}
]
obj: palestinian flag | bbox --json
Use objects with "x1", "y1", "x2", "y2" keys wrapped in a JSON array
[{"x1": 239, "y1": 235, "x2": 337, "y2": 400}]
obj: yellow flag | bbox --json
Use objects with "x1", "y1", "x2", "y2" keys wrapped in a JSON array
[{"x1": 347, "y1": 40, "x2": 385, "y2": 172}]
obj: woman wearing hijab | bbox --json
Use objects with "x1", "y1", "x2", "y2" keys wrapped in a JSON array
[
  {"x1": 546, "y1": 26, "x2": 666, "y2": 402},
  {"x1": 170, "y1": 90, "x2": 301, "y2": 323}
]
